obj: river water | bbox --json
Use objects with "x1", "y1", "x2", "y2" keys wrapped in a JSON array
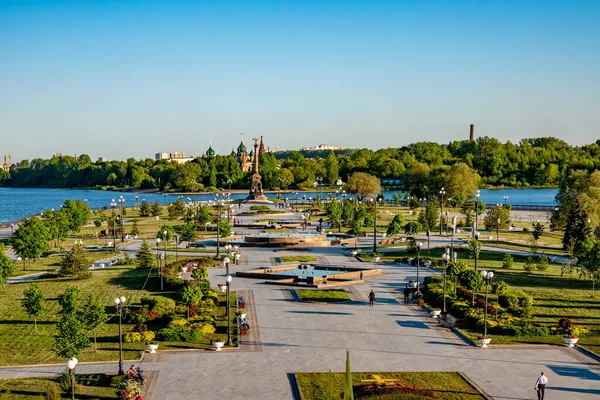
[{"x1": 0, "y1": 187, "x2": 558, "y2": 223}]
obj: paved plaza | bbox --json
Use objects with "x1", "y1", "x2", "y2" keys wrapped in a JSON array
[{"x1": 1, "y1": 205, "x2": 598, "y2": 399}]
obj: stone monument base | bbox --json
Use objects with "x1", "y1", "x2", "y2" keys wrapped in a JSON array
[{"x1": 246, "y1": 194, "x2": 269, "y2": 201}]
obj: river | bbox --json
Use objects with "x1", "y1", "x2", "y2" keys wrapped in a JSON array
[{"x1": 0, "y1": 187, "x2": 558, "y2": 223}]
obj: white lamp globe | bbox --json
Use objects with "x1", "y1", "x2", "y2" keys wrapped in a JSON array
[
  {"x1": 66, "y1": 357, "x2": 78, "y2": 370},
  {"x1": 481, "y1": 270, "x2": 487, "y2": 277},
  {"x1": 119, "y1": 296, "x2": 126, "y2": 304},
  {"x1": 113, "y1": 297, "x2": 120, "y2": 305},
  {"x1": 226, "y1": 275, "x2": 232, "y2": 283},
  {"x1": 488, "y1": 271, "x2": 494, "y2": 278}
]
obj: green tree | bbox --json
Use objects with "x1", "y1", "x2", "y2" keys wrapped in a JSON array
[
  {"x1": 459, "y1": 269, "x2": 484, "y2": 305},
  {"x1": 168, "y1": 198, "x2": 186, "y2": 219},
  {"x1": 11, "y1": 217, "x2": 52, "y2": 270},
  {"x1": 180, "y1": 286, "x2": 203, "y2": 322},
  {"x1": 483, "y1": 205, "x2": 511, "y2": 231},
  {"x1": 59, "y1": 244, "x2": 90, "y2": 278},
  {"x1": 191, "y1": 265, "x2": 208, "y2": 281},
  {"x1": 418, "y1": 199, "x2": 438, "y2": 232},
  {"x1": 219, "y1": 221, "x2": 232, "y2": 238},
  {"x1": 447, "y1": 261, "x2": 468, "y2": 296},
  {"x1": 178, "y1": 223, "x2": 198, "y2": 244},
  {"x1": 56, "y1": 313, "x2": 90, "y2": 359},
  {"x1": 491, "y1": 280, "x2": 508, "y2": 303},
  {"x1": 195, "y1": 205, "x2": 212, "y2": 228},
  {"x1": 151, "y1": 201, "x2": 162, "y2": 217},
  {"x1": 343, "y1": 350, "x2": 354, "y2": 400},
  {"x1": 404, "y1": 221, "x2": 422, "y2": 235},
  {"x1": 57, "y1": 286, "x2": 81, "y2": 315},
  {"x1": 139, "y1": 200, "x2": 152, "y2": 217},
  {"x1": 346, "y1": 172, "x2": 381, "y2": 201},
  {"x1": 61, "y1": 200, "x2": 91, "y2": 232},
  {"x1": 131, "y1": 217, "x2": 140, "y2": 236},
  {"x1": 136, "y1": 240, "x2": 155, "y2": 269},
  {"x1": 325, "y1": 201, "x2": 342, "y2": 232},
  {"x1": 502, "y1": 253, "x2": 514, "y2": 269},
  {"x1": 0, "y1": 244, "x2": 15, "y2": 288},
  {"x1": 437, "y1": 163, "x2": 481, "y2": 206},
  {"x1": 156, "y1": 225, "x2": 174, "y2": 241},
  {"x1": 562, "y1": 195, "x2": 592, "y2": 251},
  {"x1": 386, "y1": 214, "x2": 404, "y2": 237},
  {"x1": 81, "y1": 295, "x2": 106, "y2": 352},
  {"x1": 21, "y1": 283, "x2": 45, "y2": 332},
  {"x1": 577, "y1": 237, "x2": 600, "y2": 293},
  {"x1": 324, "y1": 151, "x2": 339, "y2": 186},
  {"x1": 532, "y1": 222, "x2": 544, "y2": 242}
]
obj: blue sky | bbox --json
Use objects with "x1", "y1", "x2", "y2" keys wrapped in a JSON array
[{"x1": 1, "y1": 0, "x2": 599, "y2": 161}]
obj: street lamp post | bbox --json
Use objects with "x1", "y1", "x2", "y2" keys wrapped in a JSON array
[
  {"x1": 216, "y1": 196, "x2": 222, "y2": 257},
  {"x1": 226, "y1": 274, "x2": 233, "y2": 346},
  {"x1": 497, "y1": 217, "x2": 501, "y2": 245},
  {"x1": 370, "y1": 197, "x2": 379, "y2": 253},
  {"x1": 416, "y1": 241, "x2": 422, "y2": 295},
  {"x1": 475, "y1": 189, "x2": 481, "y2": 233},
  {"x1": 66, "y1": 357, "x2": 78, "y2": 400},
  {"x1": 503, "y1": 196, "x2": 508, "y2": 205},
  {"x1": 175, "y1": 235, "x2": 179, "y2": 262},
  {"x1": 442, "y1": 249, "x2": 450, "y2": 314},
  {"x1": 156, "y1": 238, "x2": 163, "y2": 291},
  {"x1": 481, "y1": 271, "x2": 494, "y2": 337},
  {"x1": 439, "y1": 188, "x2": 446, "y2": 235},
  {"x1": 163, "y1": 230, "x2": 168, "y2": 265},
  {"x1": 113, "y1": 295, "x2": 126, "y2": 375},
  {"x1": 118, "y1": 196, "x2": 125, "y2": 242},
  {"x1": 110, "y1": 199, "x2": 117, "y2": 252},
  {"x1": 474, "y1": 231, "x2": 480, "y2": 271}
]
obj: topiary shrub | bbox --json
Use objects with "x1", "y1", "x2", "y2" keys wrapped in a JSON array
[
  {"x1": 558, "y1": 317, "x2": 573, "y2": 330},
  {"x1": 45, "y1": 385, "x2": 61, "y2": 400},
  {"x1": 499, "y1": 293, "x2": 519, "y2": 308}
]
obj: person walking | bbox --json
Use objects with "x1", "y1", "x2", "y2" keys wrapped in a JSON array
[
  {"x1": 535, "y1": 371, "x2": 548, "y2": 400},
  {"x1": 403, "y1": 287, "x2": 409, "y2": 304},
  {"x1": 368, "y1": 290, "x2": 375, "y2": 306}
]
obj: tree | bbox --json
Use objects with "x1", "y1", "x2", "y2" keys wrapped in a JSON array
[
  {"x1": 325, "y1": 201, "x2": 342, "y2": 232},
  {"x1": 491, "y1": 280, "x2": 508, "y2": 303},
  {"x1": 502, "y1": 253, "x2": 514, "y2": 269},
  {"x1": 56, "y1": 313, "x2": 91, "y2": 358},
  {"x1": 532, "y1": 222, "x2": 544, "y2": 242},
  {"x1": 404, "y1": 221, "x2": 422, "y2": 236},
  {"x1": 195, "y1": 205, "x2": 211, "y2": 228},
  {"x1": 562, "y1": 195, "x2": 592, "y2": 251},
  {"x1": 437, "y1": 163, "x2": 480, "y2": 206},
  {"x1": 81, "y1": 295, "x2": 106, "y2": 352},
  {"x1": 180, "y1": 286, "x2": 203, "y2": 322},
  {"x1": 59, "y1": 244, "x2": 90, "y2": 278},
  {"x1": 191, "y1": 265, "x2": 208, "y2": 281},
  {"x1": 219, "y1": 221, "x2": 232, "y2": 238},
  {"x1": 418, "y1": 199, "x2": 438, "y2": 232},
  {"x1": 346, "y1": 172, "x2": 381, "y2": 201},
  {"x1": 61, "y1": 200, "x2": 91, "y2": 232},
  {"x1": 168, "y1": 198, "x2": 186, "y2": 219},
  {"x1": 0, "y1": 244, "x2": 15, "y2": 288},
  {"x1": 324, "y1": 151, "x2": 339, "y2": 186},
  {"x1": 151, "y1": 201, "x2": 162, "y2": 217},
  {"x1": 139, "y1": 200, "x2": 152, "y2": 217},
  {"x1": 11, "y1": 217, "x2": 52, "y2": 270},
  {"x1": 386, "y1": 214, "x2": 404, "y2": 237},
  {"x1": 178, "y1": 223, "x2": 198, "y2": 244},
  {"x1": 22, "y1": 283, "x2": 45, "y2": 332},
  {"x1": 344, "y1": 350, "x2": 354, "y2": 400},
  {"x1": 459, "y1": 270, "x2": 484, "y2": 305},
  {"x1": 156, "y1": 225, "x2": 174, "y2": 241},
  {"x1": 55, "y1": 286, "x2": 89, "y2": 358},
  {"x1": 58, "y1": 286, "x2": 81, "y2": 315},
  {"x1": 131, "y1": 218, "x2": 140, "y2": 236},
  {"x1": 136, "y1": 240, "x2": 155, "y2": 269},
  {"x1": 447, "y1": 261, "x2": 468, "y2": 296},
  {"x1": 577, "y1": 237, "x2": 600, "y2": 293},
  {"x1": 483, "y1": 205, "x2": 510, "y2": 231}
]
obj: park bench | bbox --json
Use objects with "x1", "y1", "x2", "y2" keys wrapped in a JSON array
[
  {"x1": 380, "y1": 238, "x2": 395, "y2": 245},
  {"x1": 444, "y1": 314, "x2": 457, "y2": 327}
]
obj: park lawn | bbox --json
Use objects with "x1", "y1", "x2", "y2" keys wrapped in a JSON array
[
  {"x1": 278, "y1": 256, "x2": 317, "y2": 263},
  {"x1": 296, "y1": 372, "x2": 485, "y2": 400},
  {"x1": 12, "y1": 251, "x2": 121, "y2": 277},
  {"x1": 0, "y1": 263, "x2": 237, "y2": 366},
  {"x1": 455, "y1": 268, "x2": 600, "y2": 356},
  {"x1": 296, "y1": 289, "x2": 350, "y2": 303},
  {"x1": 0, "y1": 374, "x2": 121, "y2": 399}
]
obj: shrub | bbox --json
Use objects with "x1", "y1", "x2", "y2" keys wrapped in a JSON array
[
  {"x1": 169, "y1": 319, "x2": 188, "y2": 327},
  {"x1": 518, "y1": 295, "x2": 533, "y2": 308},
  {"x1": 140, "y1": 296, "x2": 176, "y2": 318},
  {"x1": 196, "y1": 323, "x2": 216, "y2": 335},
  {"x1": 124, "y1": 332, "x2": 142, "y2": 343},
  {"x1": 507, "y1": 306, "x2": 531, "y2": 318},
  {"x1": 464, "y1": 308, "x2": 483, "y2": 323},
  {"x1": 476, "y1": 318, "x2": 498, "y2": 330},
  {"x1": 423, "y1": 276, "x2": 443, "y2": 286},
  {"x1": 523, "y1": 257, "x2": 535, "y2": 273},
  {"x1": 141, "y1": 331, "x2": 156, "y2": 343},
  {"x1": 535, "y1": 256, "x2": 549, "y2": 271},
  {"x1": 502, "y1": 253, "x2": 514, "y2": 269},
  {"x1": 45, "y1": 385, "x2": 61, "y2": 400},
  {"x1": 499, "y1": 293, "x2": 519, "y2": 308},
  {"x1": 157, "y1": 327, "x2": 184, "y2": 342},
  {"x1": 134, "y1": 322, "x2": 148, "y2": 333},
  {"x1": 558, "y1": 317, "x2": 572, "y2": 330}
]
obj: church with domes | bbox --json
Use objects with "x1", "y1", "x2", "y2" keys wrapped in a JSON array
[{"x1": 205, "y1": 134, "x2": 267, "y2": 172}]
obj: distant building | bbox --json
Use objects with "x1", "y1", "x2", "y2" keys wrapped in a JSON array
[
  {"x1": 154, "y1": 152, "x2": 195, "y2": 164},
  {"x1": 170, "y1": 152, "x2": 185, "y2": 159},
  {"x1": 155, "y1": 152, "x2": 169, "y2": 161},
  {"x1": 97, "y1": 156, "x2": 107, "y2": 162},
  {"x1": 221, "y1": 134, "x2": 267, "y2": 172},
  {"x1": 298, "y1": 144, "x2": 344, "y2": 151}
]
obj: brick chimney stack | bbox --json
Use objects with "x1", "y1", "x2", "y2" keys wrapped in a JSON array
[{"x1": 469, "y1": 124, "x2": 475, "y2": 141}]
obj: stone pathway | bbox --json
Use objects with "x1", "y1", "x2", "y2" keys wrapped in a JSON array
[{"x1": 1, "y1": 245, "x2": 598, "y2": 399}]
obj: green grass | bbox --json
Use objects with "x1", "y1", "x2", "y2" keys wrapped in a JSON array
[
  {"x1": 296, "y1": 289, "x2": 350, "y2": 303},
  {"x1": 0, "y1": 262, "x2": 237, "y2": 366},
  {"x1": 12, "y1": 251, "x2": 122, "y2": 277},
  {"x1": 278, "y1": 256, "x2": 318, "y2": 263},
  {"x1": 296, "y1": 372, "x2": 485, "y2": 400},
  {"x1": 0, "y1": 374, "x2": 122, "y2": 399}
]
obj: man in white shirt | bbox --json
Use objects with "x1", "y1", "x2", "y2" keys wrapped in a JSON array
[{"x1": 535, "y1": 371, "x2": 548, "y2": 400}]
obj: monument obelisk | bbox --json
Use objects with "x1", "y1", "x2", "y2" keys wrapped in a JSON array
[{"x1": 247, "y1": 137, "x2": 268, "y2": 201}]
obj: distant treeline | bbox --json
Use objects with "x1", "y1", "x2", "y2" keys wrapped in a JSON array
[{"x1": 1, "y1": 137, "x2": 599, "y2": 192}]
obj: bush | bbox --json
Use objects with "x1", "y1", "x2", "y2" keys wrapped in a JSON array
[
  {"x1": 124, "y1": 331, "x2": 156, "y2": 343},
  {"x1": 558, "y1": 317, "x2": 572, "y2": 330},
  {"x1": 507, "y1": 306, "x2": 531, "y2": 318},
  {"x1": 423, "y1": 276, "x2": 443, "y2": 286},
  {"x1": 523, "y1": 258, "x2": 535, "y2": 273},
  {"x1": 134, "y1": 322, "x2": 148, "y2": 333},
  {"x1": 502, "y1": 253, "x2": 514, "y2": 269},
  {"x1": 536, "y1": 256, "x2": 549, "y2": 272},
  {"x1": 518, "y1": 295, "x2": 534, "y2": 308},
  {"x1": 45, "y1": 385, "x2": 61, "y2": 400},
  {"x1": 140, "y1": 296, "x2": 176, "y2": 317},
  {"x1": 499, "y1": 293, "x2": 518, "y2": 308}
]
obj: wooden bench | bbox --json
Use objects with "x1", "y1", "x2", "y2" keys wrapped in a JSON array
[
  {"x1": 445, "y1": 314, "x2": 457, "y2": 327},
  {"x1": 380, "y1": 238, "x2": 395, "y2": 245}
]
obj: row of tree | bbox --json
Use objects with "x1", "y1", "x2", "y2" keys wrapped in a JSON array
[{"x1": 2, "y1": 136, "x2": 599, "y2": 191}]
